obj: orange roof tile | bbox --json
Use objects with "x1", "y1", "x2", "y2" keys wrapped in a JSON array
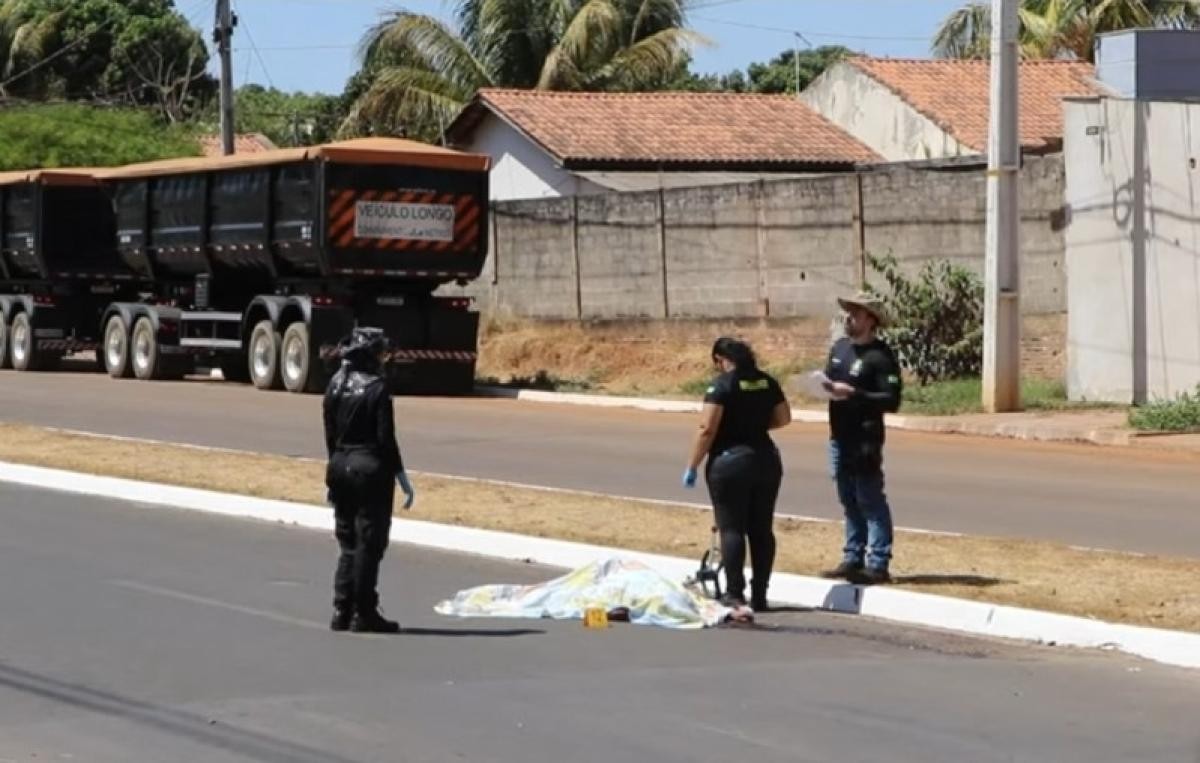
[
  {"x1": 848, "y1": 57, "x2": 1106, "y2": 153},
  {"x1": 449, "y1": 89, "x2": 880, "y2": 168},
  {"x1": 197, "y1": 132, "x2": 278, "y2": 157}
]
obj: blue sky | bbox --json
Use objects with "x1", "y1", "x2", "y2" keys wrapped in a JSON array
[{"x1": 202, "y1": 0, "x2": 966, "y2": 95}]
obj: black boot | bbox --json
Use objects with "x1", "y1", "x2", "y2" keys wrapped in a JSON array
[
  {"x1": 820, "y1": 561, "x2": 863, "y2": 580},
  {"x1": 750, "y1": 580, "x2": 769, "y2": 612},
  {"x1": 330, "y1": 607, "x2": 353, "y2": 632},
  {"x1": 351, "y1": 608, "x2": 400, "y2": 634}
]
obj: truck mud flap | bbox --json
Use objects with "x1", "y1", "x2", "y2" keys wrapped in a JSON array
[{"x1": 385, "y1": 353, "x2": 477, "y2": 396}]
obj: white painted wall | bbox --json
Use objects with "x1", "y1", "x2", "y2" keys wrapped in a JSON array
[
  {"x1": 801, "y1": 63, "x2": 974, "y2": 162},
  {"x1": 460, "y1": 114, "x2": 605, "y2": 201},
  {"x1": 1064, "y1": 97, "x2": 1200, "y2": 402}
]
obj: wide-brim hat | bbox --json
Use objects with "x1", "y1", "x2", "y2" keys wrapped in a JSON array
[{"x1": 837, "y1": 291, "x2": 889, "y2": 328}]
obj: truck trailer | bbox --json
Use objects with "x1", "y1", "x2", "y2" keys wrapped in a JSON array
[{"x1": 0, "y1": 138, "x2": 490, "y2": 394}]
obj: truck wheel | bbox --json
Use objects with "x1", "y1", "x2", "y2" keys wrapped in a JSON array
[
  {"x1": 103, "y1": 315, "x2": 132, "y2": 378},
  {"x1": 248, "y1": 319, "x2": 282, "y2": 390},
  {"x1": 0, "y1": 314, "x2": 10, "y2": 370},
  {"x1": 131, "y1": 317, "x2": 163, "y2": 381},
  {"x1": 280, "y1": 323, "x2": 326, "y2": 393},
  {"x1": 10, "y1": 312, "x2": 57, "y2": 372}
]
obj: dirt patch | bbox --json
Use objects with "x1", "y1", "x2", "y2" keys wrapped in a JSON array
[
  {"x1": 2, "y1": 422, "x2": 1196, "y2": 633},
  {"x1": 476, "y1": 316, "x2": 833, "y2": 398}
]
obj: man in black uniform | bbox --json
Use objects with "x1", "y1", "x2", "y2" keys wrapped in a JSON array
[
  {"x1": 821, "y1": 292, "x2": 902, "y2": 585},
  {"x1": 683, "y1": 337, "x2": 792, "y2": 615},
  {"x1": 323, "y1": 327, "x2": 415, "y2": 633}
]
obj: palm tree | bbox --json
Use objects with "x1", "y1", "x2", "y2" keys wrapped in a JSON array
[
  {"x1": 340, "y1": 0, "x2": 702, "y2": 141},
  {"x1": 0, "y1": 0, "x2": 66, "y2": 98},
  {"x1": 932, "y1": 0, "x2": 1199, "y2": 61}
]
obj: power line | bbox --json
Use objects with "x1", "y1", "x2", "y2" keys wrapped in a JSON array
[
  {"x1": 232, "y1": 0, "x2": 277, "y2": 89},
  {"x1": 692, "y1": 14, "x2": 931, "y2": 41}
]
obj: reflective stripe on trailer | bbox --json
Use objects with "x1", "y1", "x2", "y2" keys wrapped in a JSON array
[
  {"x1": 35, "y1": 339, "x2": 98, "y2": 352},
  {"x1": 388, "y1": 349, "x2": 477, "y2": 362}
]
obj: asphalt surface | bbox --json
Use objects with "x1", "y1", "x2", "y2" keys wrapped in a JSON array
[
  {"x1": 1, "y1": 482, "x2": 1197, "y2": 762},
  {"x1": 2, "y1": 369, "x2": 1200, "y2": 557}
]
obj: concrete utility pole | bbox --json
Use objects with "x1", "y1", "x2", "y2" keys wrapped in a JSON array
[
  {"x1": 215, "y1": 0, "x2": 236, "y2": 156},
  {"x1": 982, "y1": 0, "x2": 1021, "y2": 412}
]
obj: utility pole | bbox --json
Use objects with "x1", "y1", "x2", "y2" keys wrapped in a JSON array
[
  {"x1": 215, "y1": 0, "x2": 236, "y2": 155},
  {"x1": 982, "y1": 0, "x2": 1021, "y2": 412}
]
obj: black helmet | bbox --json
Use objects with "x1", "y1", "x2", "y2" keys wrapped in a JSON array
[{"x1": 338, "y1": 327, "x2": 389, "y2": 363}]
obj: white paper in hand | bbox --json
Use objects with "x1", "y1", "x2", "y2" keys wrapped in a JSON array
[{"x1": 802, "y1": 371, "x2": 833, "y2": 400}]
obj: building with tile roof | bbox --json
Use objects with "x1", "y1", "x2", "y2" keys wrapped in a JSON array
[
  {"x1": 800, "y1": 57, "x2": 1109, "y2": 163},
  {"x1": 445, "y1": 89, "x2": 880, "y2": 200},
  {"x1": 197, "y1": 132, "x2": 277, "y2": 157}
]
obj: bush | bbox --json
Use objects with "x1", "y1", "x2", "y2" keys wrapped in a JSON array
[
  {"x1": 1128, "y1": 386, "x2": 1200, "y2": 432},
  {"x1": 866, "y1": 253, "x2": 984, "y2": 384},
  {"x1": 0, "y1": 104, "x2": 200, "y2": 170}
]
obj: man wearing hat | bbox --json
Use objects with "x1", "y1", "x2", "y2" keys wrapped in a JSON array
[
  {"x1": 820, "y1": 292, "x2": 903, "y2": 584},
  {"x1": 323, "y1": 327, "x2": 416, "y2": 633}
]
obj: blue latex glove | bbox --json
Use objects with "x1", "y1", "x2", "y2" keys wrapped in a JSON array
[
  {"x1": 396, "y1": 470, "x2": 415, "y2": 509},
  {"x1": 682, "y1": 467, "x2": 697, "y2": 488}
]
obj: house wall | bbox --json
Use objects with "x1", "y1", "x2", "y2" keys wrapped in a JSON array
[
  {"x1": 465, "y1": 115, "x2": 606, "y2": 201},
  {"x1": 1064, "y1": 97, "x2": 1200, "y2": 403},
  {"x1": 800, "y1": 63, "x2": 975, "y2": 162}
]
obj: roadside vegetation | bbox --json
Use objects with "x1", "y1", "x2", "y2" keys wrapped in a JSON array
[{"x1": 1128, "y1": 385, "x2": 1200, "y2": 433}]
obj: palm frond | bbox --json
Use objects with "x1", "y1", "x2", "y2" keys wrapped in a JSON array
[
  {"x1": 932, "y1": 2, "x2": 992, "y2": 59},
  {"x1": 537, "y1": 0, "x2": 621, "y2": 89},
  {"x1": 343, "y1": 65, "x2": 475, "y2": 143},
  {"x1": 587, "y1": 26, "x2": 699, "y2": 90},
  {"x1": 358, "y1": 11, "x2": 490, "y2": 94}
]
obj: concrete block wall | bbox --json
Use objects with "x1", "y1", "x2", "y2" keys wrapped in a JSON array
[
  {"x1": 448, "y1": 154, "x2": 1069, "y2": 323},
  {"x1": 577, "y1": 191, "x2": 662, "y2": 319}
]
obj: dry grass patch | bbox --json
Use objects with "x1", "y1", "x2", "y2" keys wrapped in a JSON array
[{"x1": 1, "y1": 423, "x2": 1196, "y2": 633}]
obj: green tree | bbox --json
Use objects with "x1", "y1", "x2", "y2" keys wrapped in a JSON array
[
  {"x1": 342, "y1": 0, "x2": 702, "y2": 141},
  {"x1": 0, "y1": 0, "x2": 212, "y2": 119},
  {"x1": 744, "y1": 45, "x2": 850, "y2": 94},
  {"x1": 195, "y1": 85, "x2": 345, "y2": 147},
  {"x1": 933, "y1": 0, "x2": 1200, "y2": 61},
  {"x1": 0, "y1": 103, "x2": 200, "y2": 169}
]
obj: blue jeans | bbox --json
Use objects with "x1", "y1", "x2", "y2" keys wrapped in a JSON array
[{"x1": 828, "y1": 440, "x2": 893, "y2": 571}]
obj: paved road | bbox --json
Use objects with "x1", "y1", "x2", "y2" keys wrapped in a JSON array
[
  {"x1": 1, "y1": 482, "x2": 1197, "y2": 762},
  {"x1": 2, "y1": 370, "x2": 1199, "y2": 557}
]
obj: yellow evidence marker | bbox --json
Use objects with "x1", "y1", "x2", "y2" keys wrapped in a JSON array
[{"x1": 583, "y1": 607, "x2": 609, "y2": 629}]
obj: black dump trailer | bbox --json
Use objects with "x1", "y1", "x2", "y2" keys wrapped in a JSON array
[
  {"x1": 0, "y1": 168, "x2": 139, "y2": 371},
  {"x1": 0, "y1": 138, "x2": 491, "y2": 394}
]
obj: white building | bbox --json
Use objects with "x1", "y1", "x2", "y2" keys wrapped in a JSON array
[
  {"x1": 801, "y1": 57, "x2": 1105, "y2": 162},
  {"x1": 1063, "y1": 30, "x2": 1200, "y2": 403},
  {"x1": 444, "y1": 89, "x2": 879, "y2": 201}
]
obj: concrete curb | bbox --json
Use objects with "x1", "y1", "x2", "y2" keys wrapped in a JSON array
[
  {"x1": 2, "y1": 460, "x2": 1196, "y2": 671},
  {"x1": 476, "y1": 386, "x2": 1133, "y2": 444}
]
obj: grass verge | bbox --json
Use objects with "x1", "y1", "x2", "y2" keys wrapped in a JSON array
[{"x1": 0, "y1": 423, "x2": 1194, "y2": 633}]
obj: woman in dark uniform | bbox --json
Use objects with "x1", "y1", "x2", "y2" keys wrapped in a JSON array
[
  {"x1": 682, "y1": 338, "x2": 791, "y2": 615},
  {"x1": 323, "y1": 327, "x2": 415, "y2": 633}
]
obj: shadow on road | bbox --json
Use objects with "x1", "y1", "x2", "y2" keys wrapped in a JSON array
[
  {"x1": 891, "y1": 574, "x2": 1008, "y2": 587},
  {"x1": 400, "y1": 626, "x2": 545, "y2": 637}
]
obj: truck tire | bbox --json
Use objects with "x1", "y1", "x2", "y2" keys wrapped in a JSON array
[
  {"x1": 248, "y1": 319, "x2": 282, "y2": 390},
  {"x1": 10, "y1": 312, "x2": 56, "y2": 372},
  {"x1": 0, "y1": 314, "x2": 10, "y2": 370},
  {"x1": 280, "y1": 322, "x2": 325, "y2": 393},
  {"x1": 130, "y1": 316, "x2": 183, "y2": 381},
  {"x1": 103, "y1": 314, "x2": 132, "y2": 378}
]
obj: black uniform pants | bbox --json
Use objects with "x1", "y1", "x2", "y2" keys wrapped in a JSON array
[
  {"x1": 327, "y1": 451, "x2": 395, "y2": 613},
  {"x1": 705, "y1": 444, "x2": 783, "y2": 602}
]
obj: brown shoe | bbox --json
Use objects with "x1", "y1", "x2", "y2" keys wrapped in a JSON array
[{"x1": 853, "y1": 567, "x2": 891, "y2": 585}]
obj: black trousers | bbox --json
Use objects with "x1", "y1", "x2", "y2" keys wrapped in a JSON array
[
  {"x1": 327, "y1": 451, "x2": 395, "y2": 613},
  {"x1": 705, "y1": 444, "x2": 783, "y2": 602}
]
